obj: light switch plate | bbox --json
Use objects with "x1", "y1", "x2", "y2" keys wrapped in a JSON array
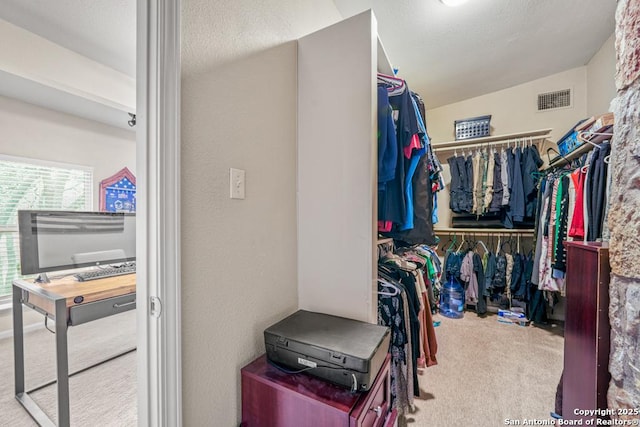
[{"x1": 230, "y1": 168, "x2": 245, "y2": 199}]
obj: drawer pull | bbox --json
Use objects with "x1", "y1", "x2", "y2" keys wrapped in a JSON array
[
  {"x1": 370, "y1": 405, "x2": 382, "y2": 418},
  {"x1": 113, "y1": 300, "x2": 136, "y2": 309}
]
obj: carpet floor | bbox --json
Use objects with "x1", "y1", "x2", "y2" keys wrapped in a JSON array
[
  {"x1": 0, "y1": 310, "x2": 136, "y2": 426},
  {"x1": 1, "y1": 308, "x2": 562, "y2": 426},
  {"x1": 406, "y1": 312, "x2": 564, "y2": 427}
]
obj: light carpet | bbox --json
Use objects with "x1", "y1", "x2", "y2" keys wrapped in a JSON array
[
  {"x1": 406, "y1": 312, "x2": 564, "y2": 427},
  {"x1": 0, "y1": 310, "x2": 136, "y2": 426}
]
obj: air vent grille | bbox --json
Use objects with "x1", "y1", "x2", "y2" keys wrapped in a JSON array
[{"x1": 537, "y1": 89, "x2": 571, "y2": 111}]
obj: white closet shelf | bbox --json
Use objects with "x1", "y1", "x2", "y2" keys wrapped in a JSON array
[
  {"x1": 434, "y1": 227, "x2": 534, "y2": 235},
  {"x1": 431, "y1": 128, "x2": 553, "y2": 152},
  {"x1": 548, "y1": 143, "x2": 594, "y2": 167},
  {"x1": 548, "y1": 130, "x2": 613, "y2": 167}
]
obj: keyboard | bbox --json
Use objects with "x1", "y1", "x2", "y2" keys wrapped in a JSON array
[{"x1": 74, "y1": 263, "x2": 136, "y2": 282}]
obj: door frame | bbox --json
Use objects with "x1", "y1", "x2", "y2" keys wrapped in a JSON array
[{"x1": 137, "y1": 0, "x2": 182, "y2": 425}]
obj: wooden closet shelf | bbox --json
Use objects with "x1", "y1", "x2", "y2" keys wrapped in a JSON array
[
  {"x1": 434, "y1": 227, "x2": 534, "y2": 235},
  {"x1": 377, "y1": 237, "x2": 394, "y2": 245},
  {"x1": 431, "y1": 128, "x2": 553, "y2": 152}
]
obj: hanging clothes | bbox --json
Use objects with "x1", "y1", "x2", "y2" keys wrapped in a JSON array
[
  {"x1": 522, "y1": 145, "x2": 544, "y2": 217},
  {"x1": 377, "y1": 76, "x2": 440, "y2": 245},
  {"x1": 587, "y1": 142, "x2": 611, "y2": 241}
]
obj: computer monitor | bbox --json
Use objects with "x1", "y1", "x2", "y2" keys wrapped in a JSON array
[{"x1": 18, "y1": 210, "x2": 136, "y2": 275}]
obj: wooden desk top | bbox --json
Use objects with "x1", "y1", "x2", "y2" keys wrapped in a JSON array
[{"x1": 16, "y1": 274, "x2": 136, "y2": 315}]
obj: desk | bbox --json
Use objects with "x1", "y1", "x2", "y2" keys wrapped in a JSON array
[{"x1": 12, "y1": 274, "x2": 136, "y2": 427}]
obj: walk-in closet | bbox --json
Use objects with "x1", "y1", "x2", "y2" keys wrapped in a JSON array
[{"x1": 292, "y1": 2, "x2": 621, "y2": 426}]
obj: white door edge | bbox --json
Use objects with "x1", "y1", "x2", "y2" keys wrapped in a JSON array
[{"x1": 137, "y1": 0, "x2": 182, "y2": 426}]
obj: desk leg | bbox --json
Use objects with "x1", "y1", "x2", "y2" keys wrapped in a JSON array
[
  {"x1": 13, "y1": 284, "x2": 25, "y2": 396},
  {"x1": 55, "y1": 298, "x2": 71, "y2": 427}
]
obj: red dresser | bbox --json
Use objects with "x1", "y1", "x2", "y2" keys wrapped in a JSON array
[
  {"x1": 563, "y1": 242, "x2": 611, "y2": 422},
  {"x1": 241, "y1": 354, "x2": 396, "y2": 427}
]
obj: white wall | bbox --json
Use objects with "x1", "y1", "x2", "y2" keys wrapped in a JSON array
[
  {"x1": 587, "y1": 33, "x2": 616, "y2": 116},
  {"x1": 298, "y1": 11, "x2": 378, "y2": 324},
  {"x1": 428, "y1": 67, "x2": 589, "y2": 227},
  {"x1": 428, "y1": 67, "x2": 588, "y2": 145},
  {"x1": 0, "y1": 95, "x2": 136, "y2": 209},
  {"x1": 180, "y1": 1, "x2": 341, "y2": 424},
  {"x1": 0, "y1": 95, "x2": 135, "y2": 334}
]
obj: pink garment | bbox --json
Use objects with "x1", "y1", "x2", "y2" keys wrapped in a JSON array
[
  {"x1": 568, "y1": 168, "x2": 586, "y2": 239},
  {"x1": 378, "y1": 220, "x2": 392, "y2": 232},
  {"x1": 403, "y1": 134, "x2": 422, "y2": 159}
]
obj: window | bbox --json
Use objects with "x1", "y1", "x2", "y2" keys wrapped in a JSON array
[{"x1": 0, "y1": 155, "x2": 92, "y2": 297}]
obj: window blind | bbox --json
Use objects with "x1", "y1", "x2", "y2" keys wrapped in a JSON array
[{"x1": 0, "y1": 156, "x2": 93, "y2": 296}]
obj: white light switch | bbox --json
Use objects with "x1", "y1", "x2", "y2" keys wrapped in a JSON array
[{"x1": 230, "y1": 168, "x2": 245, "y2": 199}]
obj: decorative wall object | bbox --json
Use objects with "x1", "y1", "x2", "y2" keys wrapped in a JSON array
[{"x1": 99, "y1": 167, "x2": 136, "y2": 212}]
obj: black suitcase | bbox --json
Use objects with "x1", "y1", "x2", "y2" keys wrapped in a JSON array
[{"x1": 264, "y1": 310, "x2": 390, "y2": 392}]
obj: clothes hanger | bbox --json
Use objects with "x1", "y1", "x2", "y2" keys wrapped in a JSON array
[
  {"x1": 545, "y1": 147, "x2": 571, "y2": 165},
  {"x1": 377, "y1": 73, "x2": 406, "y2": 95},
  {"x1": 578, "y1": 131, "x2": 613, "y2": 147},
  {"x1": 475, "y1": 239, "x2": 489, "y2": 254},
  {"x1": 377, "y1": 278, "x2": 400, "y2": 296},
  {"x1": 456, "y1": 233, "x2": 466, "y2": 253},
  {"x1": 446, "y1": 234, "x2": 457, "y2": 252}
]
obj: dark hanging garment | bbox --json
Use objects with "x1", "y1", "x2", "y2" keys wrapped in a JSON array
[
  {"x1": 590, "y1": 142, "x2": 611, "y2": 240},
  {"x1": 473, "y1": 253, "x2": 487, "y2": 315},
  {"x1": 464, "y1": 155, "x2": 474, "y2": 213},
  {"x1": 394, "y1": 271, "x2": 421, "y2": 397},
  {"x1": 377, "y1": 86, "x2": 398, "y2": 183},
  {"x1": 552, "y1": 175, "x2": 571, "y2": 272},
  {"x1": 388, "y1": 154, "x2": 438, "y2": 245},
  {"x1": 489, "y1": 152, "x2": 503, "y2": 212},
  {"x1": 528, "y1": 287, "x2": 548, "y2": 324},
  {"x1": 522, "y1": 146, "x2": 543, "y2": 218},
  {"x1": 377, "y1": 86, "x2": 399, "y2": 225},
  {"x1": 510, "y1": 254, "x2": 523, "y2": 292},
  {"x1": 510, "y1": 147, "x2": 526, "y2": 222},
  {"x1": 444, "y1": 250, "x2": 463, "y2": 282},
  {"x1": 514, "y1": 255, "x2": 528, "y2": 300},
  {"x1": 502, "y1": 150, "x2": 515, "y2": 228},
  {"x1": 491, "y1": 254, "x2": 507, "y2": 292},
  {"x1": 382, "y1": 89, "x2": 419, "y2": 225},
  {"x1": 585, "y1": 149, "x2": 599, "y2": 240},
  {"x1": 448, "y1": 156, "x2": 468, "y2": 213},
  {"x1": 483, "y1": 252, "x2": 496, "y2": 295}
]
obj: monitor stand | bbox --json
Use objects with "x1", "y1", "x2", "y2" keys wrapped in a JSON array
[{"x1": 34, "y1": 273, "x2": 51, "y2": 284}]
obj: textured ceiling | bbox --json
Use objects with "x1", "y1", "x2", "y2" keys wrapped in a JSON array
[
  {"x1": 0, "y1": 0, "x2": 136, "y2": 77},
  {"x1": 333, "y1": 0, "x2": 616, "y2": 108},
  {"x1": 0, "y1": 0, "x2": 616, "y2": 108}
]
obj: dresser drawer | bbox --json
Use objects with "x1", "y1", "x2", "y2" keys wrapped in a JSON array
[
  {"x1": 351, "y1": 356, "x2": 391, "y2": 427},
  {"x1": 384, "y1": 409, "x2": 398, "y2": 427}
]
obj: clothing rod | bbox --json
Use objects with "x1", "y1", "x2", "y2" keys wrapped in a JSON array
[{"x1": 432, "y1": 137, "x2": 550, "y2": 152}]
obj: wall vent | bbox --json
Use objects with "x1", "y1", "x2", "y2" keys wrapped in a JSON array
[{"x1": 537, "y1": 89, "x2": 571, "y2": 111}]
